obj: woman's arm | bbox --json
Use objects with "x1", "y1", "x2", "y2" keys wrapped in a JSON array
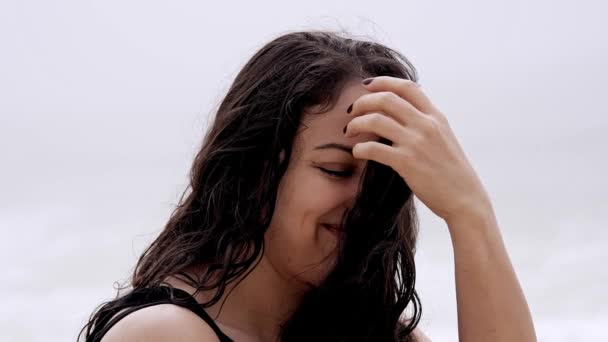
[
  {"x1": 348, "y1": 76, "x2": 537, "y2": 341},
  {"x1": 446, "y1": 209, "x2": 536, "y2": 342}
]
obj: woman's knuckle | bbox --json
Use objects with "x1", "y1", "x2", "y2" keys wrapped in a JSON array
[
  {"x1": 379, "y1": 91, "x2": 396, "y2": 103},
  {"x1": 420, "y1": 117, "x2": 439, "y2": 137},
  {"x1": 401, "y1": 79, "x2": 418, "y2": 88},
  {"x1": 368, "y1": 112, "x2": 384, "y2": 124}
]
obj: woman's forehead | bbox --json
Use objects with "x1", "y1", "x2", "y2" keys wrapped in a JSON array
[
  {"x1": 297, "y1": 111, "x2": 379, "y2": 153},
  {"x1": 300, "y1": 79, "x2": 378, "y2": 143}
]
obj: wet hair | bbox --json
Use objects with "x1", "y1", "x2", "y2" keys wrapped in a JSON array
[{"x1": 79, "y1": 29, "x2": 422, "y2": 342}]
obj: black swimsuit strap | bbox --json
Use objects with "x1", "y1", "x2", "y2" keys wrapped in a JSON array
[{"x1": 89, "y1": 285, "x2": 233, "y2": 342}]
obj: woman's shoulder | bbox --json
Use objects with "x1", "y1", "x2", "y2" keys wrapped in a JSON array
[{"x1": 100, "y1": 303, "x2": 221, "y2": 342}]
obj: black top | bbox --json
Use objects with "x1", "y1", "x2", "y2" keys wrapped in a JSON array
[{"x1": 88, "y1": 285, "x2": 233, "y2": 342}]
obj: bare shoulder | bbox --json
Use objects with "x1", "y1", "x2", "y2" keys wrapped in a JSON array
[{"x1": 101, "y1": 303, "x2": 221, "y2": 342}]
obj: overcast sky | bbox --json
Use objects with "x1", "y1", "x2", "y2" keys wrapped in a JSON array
[{"x1": 1, "y1": 0, "x2": 607, "y2": 341}]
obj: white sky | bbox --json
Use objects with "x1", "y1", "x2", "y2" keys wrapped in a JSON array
[{"x1": 1, "y1": 0, "x2": 607, "y2": 341}]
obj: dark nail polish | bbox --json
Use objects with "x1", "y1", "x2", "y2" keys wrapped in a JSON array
[
  {"x1": 362, "y1": 78, "x2": 373, "y2": 85},
  {"x1": 346, "y1": 104, "x2": 353, "y2": 114}
]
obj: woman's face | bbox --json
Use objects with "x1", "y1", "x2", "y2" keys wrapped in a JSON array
[{"x1": 263, "y1": 79, "x2": 379, "y2": 289}]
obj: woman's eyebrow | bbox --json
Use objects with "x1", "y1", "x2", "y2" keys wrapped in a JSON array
[{"x1": 314, "y1": 143, "x2": 353, "y2": 156}]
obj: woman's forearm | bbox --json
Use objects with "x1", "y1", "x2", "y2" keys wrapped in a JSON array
[{"x1": 445, "y1": 210, "x2": 537, "y2": 342}]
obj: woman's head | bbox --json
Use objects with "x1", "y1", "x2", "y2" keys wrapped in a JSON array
[
  {"x1": 264, "y1": 78, "x2": 381, "y2": 289},
  {"x1": 81, "y1": 29, "x2": 421, "y2": 341}
]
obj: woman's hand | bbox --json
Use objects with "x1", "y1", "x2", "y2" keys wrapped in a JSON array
[
  {"x1": 345, "y1": 76, "x2": 493, "y2": 224},
  {"x1": 348, "y1": 77, "x2": 537, "y2": 342}
]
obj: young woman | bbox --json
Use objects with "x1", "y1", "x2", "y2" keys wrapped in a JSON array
[{"x1": 79, "y1": 30, "x2": 536, "y2": 342}]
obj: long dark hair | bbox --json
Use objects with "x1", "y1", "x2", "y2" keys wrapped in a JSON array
[{"x1": 79, "y1": 29, "x2": 422, "y2": 342}]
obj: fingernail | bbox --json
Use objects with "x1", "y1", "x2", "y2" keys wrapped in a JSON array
[
  {"x1": 346, "y1": 103, "x2": 353, "y2": 114},
  {"x1": 362, "y1": 78, "x2": 373, "y2": 85}
]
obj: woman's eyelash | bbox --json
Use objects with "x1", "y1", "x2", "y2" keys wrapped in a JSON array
[{"x1": 317, "y1": 167, "x2": 354, "y2": 178}]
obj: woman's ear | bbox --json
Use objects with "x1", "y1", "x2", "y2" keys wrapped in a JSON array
[{"x1": 279, "y1": 149, "x2": 286, "y2": 163}]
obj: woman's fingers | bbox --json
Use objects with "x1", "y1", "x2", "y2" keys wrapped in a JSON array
[
  {"x1": 352, "y1": 140, "x2": 398, "y2": 169},
  {"x1": 362, "y1": 76, "x2": 442, "y2": 116},
  {"x1": 344, "y1": 112, "x2": 407, "y2": 145},
  {"x1": 348, "y1": 90, "x2": 427, "y2": 128},
  {"x1": 345, "y1": 75, "x2": 490, "y2": 223}
]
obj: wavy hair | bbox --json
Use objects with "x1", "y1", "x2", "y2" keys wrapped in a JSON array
[{"x1": 79, "y1": 29, "x2": 422, "y2": 342}]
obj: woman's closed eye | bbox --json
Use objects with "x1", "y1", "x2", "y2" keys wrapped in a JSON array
[{"x1": 316, "y1": 166, "x2": 355, "y2": 178}]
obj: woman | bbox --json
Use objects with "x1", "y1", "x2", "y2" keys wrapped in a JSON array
[{"x1": 79, "y1": 30, "x2": 536, "y2": 342}]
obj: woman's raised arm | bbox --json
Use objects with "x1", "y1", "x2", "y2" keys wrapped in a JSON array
[
  {"x1": 446, "y1": 209, "x2": 537, "y2": 342},
  {"x1": 346, "y1": 75, "x2": 537, "y2": 341}
]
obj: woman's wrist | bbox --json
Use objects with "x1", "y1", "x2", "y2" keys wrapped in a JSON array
[{"x1": 444, "y1": 205, "x2": 502, "y2": 251}]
